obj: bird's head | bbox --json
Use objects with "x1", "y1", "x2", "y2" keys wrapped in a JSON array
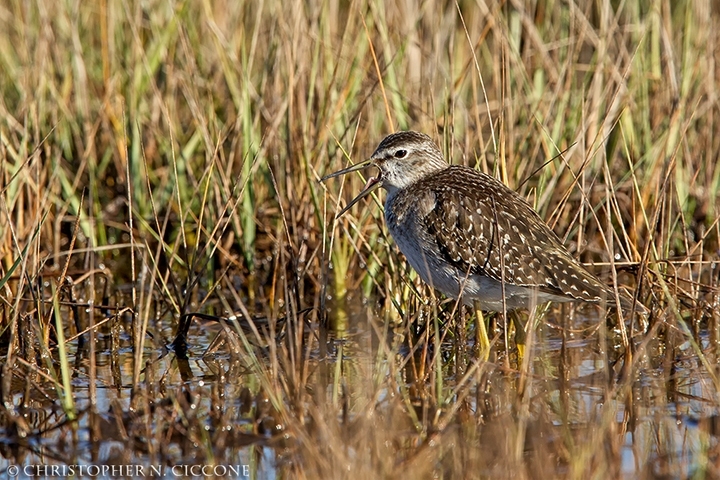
[{"x1": 321, "y1": 131, "x2": 447, "y2": 216}]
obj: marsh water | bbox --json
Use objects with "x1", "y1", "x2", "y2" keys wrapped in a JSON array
[{"x1": 1, "y1": 282, "x2": 717, "y2": 479}]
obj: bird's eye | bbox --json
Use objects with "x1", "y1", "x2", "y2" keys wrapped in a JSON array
[{"x1": 394, "y1": 149, "x2": 407, "y2": 158}]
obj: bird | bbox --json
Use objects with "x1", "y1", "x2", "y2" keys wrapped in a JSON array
[{"x1": 322, "y1": 131, "x2": 643, "y2": 315}]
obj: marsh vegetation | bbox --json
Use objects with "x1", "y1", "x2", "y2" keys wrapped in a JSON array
[{"x1": 1, "y1": 1, "x2": 719, "y2": 478}]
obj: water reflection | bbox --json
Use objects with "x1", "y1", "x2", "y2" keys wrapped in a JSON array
[{"x1": 0, "y1": 294, "x2": 717, "y2": 478}]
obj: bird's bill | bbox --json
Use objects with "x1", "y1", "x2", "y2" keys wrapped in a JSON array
[
  {"x1": 320, "y1": 158, "x2": 373, "y2": 181},
  {"x1": 334, "y1": 176, "x2": 382, "y2": 217},
  {"x1": 321, "y1": 159, "x2": 382, "y2": 217}
]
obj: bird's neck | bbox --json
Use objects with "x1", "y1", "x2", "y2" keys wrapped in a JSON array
[{"x1": 384, "y1": 184, "x2": 399, "y2": 198}]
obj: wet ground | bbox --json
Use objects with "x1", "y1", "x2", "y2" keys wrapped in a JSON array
[{"x1": 1, "y1": 290, "x2": 718, "y2": 479}]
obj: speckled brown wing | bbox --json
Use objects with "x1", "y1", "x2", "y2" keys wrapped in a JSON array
[{"x1": 420, "y1": 166, "x2": 613, "y2": 302}]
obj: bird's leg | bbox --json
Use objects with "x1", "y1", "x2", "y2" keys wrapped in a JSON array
[
  {"x1": 511, "y1": 311, "x2": 527, "y2": 363},
  {"x1": 473, "y1": 299, "x2": 490, "y2": 361}
]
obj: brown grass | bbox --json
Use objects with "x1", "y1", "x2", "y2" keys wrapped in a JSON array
[{"x1": 1, "y1": 0, "x2": 719, "y2": 478}]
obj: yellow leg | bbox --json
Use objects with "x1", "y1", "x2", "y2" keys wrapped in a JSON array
[
  {"x1": 473, "y1": 300, "x2": 490, "y2": 361},
  {"x1": 511, "y1": 313, "x2": 527, "y2": 365}
]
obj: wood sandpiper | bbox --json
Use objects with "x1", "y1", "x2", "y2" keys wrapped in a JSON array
[{"x1": 322, "y1": 131, "x2": 642, "y2": 317}]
